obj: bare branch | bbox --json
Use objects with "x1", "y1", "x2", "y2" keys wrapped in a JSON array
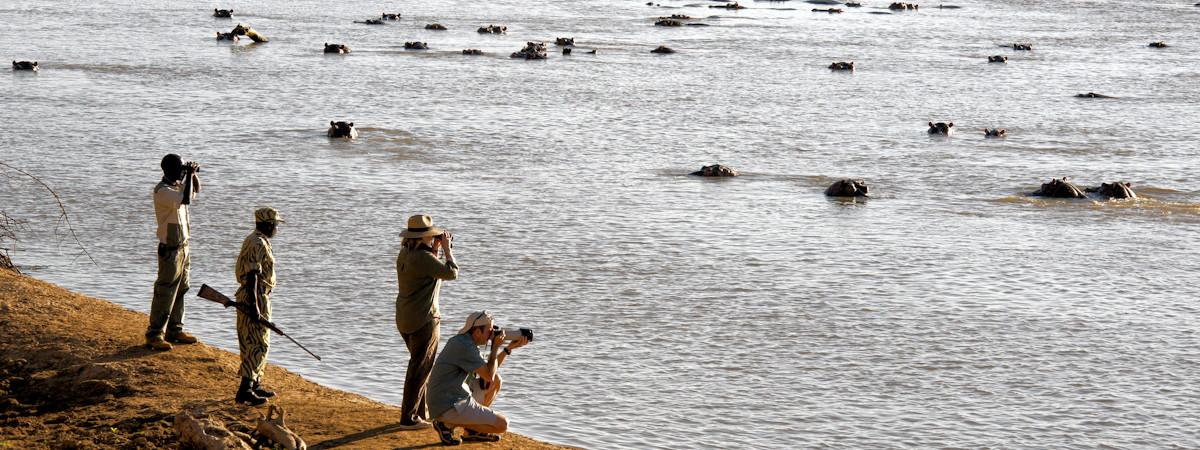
[{"x1": 0, "y1": 161, "x2": 99, "y2": 267}]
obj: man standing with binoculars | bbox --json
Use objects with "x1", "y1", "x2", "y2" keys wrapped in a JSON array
[{"x1": 146, "y1": 154, "x2": 200, "y2": 351}]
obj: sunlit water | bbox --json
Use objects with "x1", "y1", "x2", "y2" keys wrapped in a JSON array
[{"x1": 3, "y1": 0, "x2": 1200, "y2": 448}]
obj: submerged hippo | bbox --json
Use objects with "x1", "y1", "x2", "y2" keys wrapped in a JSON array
[
  {"x1": 988, "y1": 55, "x2": 1008, "y2": 63},
  {"x1": 404, "y1": 41, "x2": 429, "y2": 50},
  {"x1": 812, "y1": 8, "x2": 844, "y2": 13},
  {"x1": 382, "y1": 13, "x2": 401, "y2": 20},
  {"x1": 829, "y1": 61, "x2": 854, "y2": 71},
  {"x1": 356, "y1": 18, "x2": 385, "y2": 25},
  {"x1": 1086, "y1": 182, "x2": 1136, "y2": 199},
  {"x1": 12, "y1": 61, "x2": 38, "y2": 71},
  {"x1": 1031, "y1": 178, "x2": 1086, "y2": 198},
  {"x1": 324, "y1": 43, "x2": 350, "y2": 54},
  {"x1": 213, "y1": 9, "x2": 233, "y2": 18},
  {"x1": 690, "y1": 164, "x2": 739, "y2": 177},
  {"x1": 1148, "y1": 41, "x2": 1167, "y2": 48},
  {"x1": 710, "y1": 2, "x2": 746, "y2": 9},
  {"x1": 555, "y1": 37, "x2": 574, "y2": 46},
  {"x1": 983, "y1": 128, "x2": 1006, "y2": 137},
  {"x1": 478, "y1": 24, "x2": 507, "y2": 34},
  {"x1": 1075, "y1": 92, "x2": 1115, "y2": 98},
  {"x1": 424, "y1": 23, "x2": 447, "y2": 30},
  {"x1": 1010, "y1": 43, "x2": 1032, "y2": 50},
  {"x1": 889, "y1": 2, "x2": 919, "y2": 10},
  {"x1": 655, "y1": 19, "x2": 684, "y2": 26},
  {"x1": 230, "y1": 24, "x2": 268, "y2": 43},
  {"x1": 328, "y1": 121, "x2": 358, "y2": 139},
  {"x1": 651, "y1": 45, "x2": 676, "y2": 54},
  {"x1": 462, "y1": 49, "x2": 484, "y2": 55},
  {"x1": 845, "y1": 2, "x2": 863, "y2": 6},
  {"x1": 663, "y1": 14, "x2": 692, "y2": 19},
  {"x1": 216, "y1": 31, "x2": 239, "y2": 42},
  {"x1": 825, "y1": 179, "x2": 870, "y2": 197},
  {"x1": 511, "y1": 41, "x2": 548, "y2": 59},
  {"x1": 928, "y1": 122, "x2": 954, "y2": 135}
]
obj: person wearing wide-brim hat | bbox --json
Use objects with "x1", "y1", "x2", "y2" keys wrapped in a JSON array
[{"x1": 395, "y1": 214, "x2": 458, "y2": 429}]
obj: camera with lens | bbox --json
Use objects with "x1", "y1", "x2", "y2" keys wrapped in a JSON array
[
  {"x1": 491, "y1": 325, "x2": 534, "y2": 343},
  {"x1": 181, "y1": 161, "x2": 200, "y2": 174}
]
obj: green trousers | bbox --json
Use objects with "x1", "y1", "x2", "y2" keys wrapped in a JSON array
[{"x1": 147, "y1": 243, "x2": 189, "y2": 339}]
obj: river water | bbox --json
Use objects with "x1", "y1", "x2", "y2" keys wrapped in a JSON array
[{"x1": 3, "y1": 0, "x2": 1200, "y2": 448}]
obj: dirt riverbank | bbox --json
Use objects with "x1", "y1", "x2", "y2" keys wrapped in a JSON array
[{"x1": 0, "y1": 269, "x2": 570, "y2": 449}]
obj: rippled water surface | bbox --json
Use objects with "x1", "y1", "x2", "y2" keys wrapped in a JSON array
[{"x1": 3, "y1": 0, "x2": 1200, "y2": 448}]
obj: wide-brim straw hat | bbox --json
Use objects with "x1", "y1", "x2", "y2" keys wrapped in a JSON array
[{"x1": 400, "y1": 214, "x2": 444, "y2": 238}]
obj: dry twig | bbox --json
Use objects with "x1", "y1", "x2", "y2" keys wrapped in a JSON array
[{"x1": 0, "y1": 161, "x2": 99, "y2": 267}]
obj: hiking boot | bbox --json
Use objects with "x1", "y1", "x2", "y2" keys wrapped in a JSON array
[
  {"x1": 165, "y1": 331, "x2": 198, "y2": 344},
  {"x1": 145, "y1": 337, "x2": 172, "y2": 351},
  {"x1": 251, "y1": 379, "x2": 275, "y2": 398},
  {"x1": 462, "y1": 429, "x2": 501, "y2": 442},
  {"x1": 396, "y1": 417, "x2": 431, "y2": 430},
  {"x1": 236, "y1": 377, "x2": 268, "y2": 406},
  {"x1": 432, "y1": 420, "x2": 461, "y2": 446}
]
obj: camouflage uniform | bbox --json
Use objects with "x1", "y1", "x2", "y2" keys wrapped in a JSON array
[{"x1": 234, "y1": 226, "x2": 275, "y2": 382}]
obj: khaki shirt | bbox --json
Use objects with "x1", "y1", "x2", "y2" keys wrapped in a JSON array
[
  {"x1": 152, "y1": 180, "x2": 194, "y2": 246},
  {"x1": 395, "y1": 246, "x2": 458, "y2": 334},
  {"x1": 235, "y1": 230, "x2": 275, "y2": 297}
]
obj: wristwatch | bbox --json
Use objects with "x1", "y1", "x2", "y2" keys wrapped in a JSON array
[{"x1": 503, "y1": 348, "x2": 512, "y2": 355}]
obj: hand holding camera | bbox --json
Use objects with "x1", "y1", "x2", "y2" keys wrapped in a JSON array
[{"x1": 182, "y1": 161, "x2": 201, "y2": 174}]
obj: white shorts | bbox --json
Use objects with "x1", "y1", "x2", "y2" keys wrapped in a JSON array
[{"x1": 439, "y1": 396, "x2": 499, "y2": 426}]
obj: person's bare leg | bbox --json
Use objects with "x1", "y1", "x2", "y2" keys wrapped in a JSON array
[
  {"x1": 449, "y1": 414, "x2": 508, "y2": 435},
  {"x1": 481, "y1": 374, "x2": 502, "y2": 407}
]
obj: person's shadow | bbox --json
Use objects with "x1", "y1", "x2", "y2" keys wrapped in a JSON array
[{"x1": 309, "y1": 423, "x2": 440, "y2": 450}]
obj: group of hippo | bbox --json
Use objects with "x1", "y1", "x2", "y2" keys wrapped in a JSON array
[{"x1": 688, "y1": 165, "x2": 1137, "y2": 200}]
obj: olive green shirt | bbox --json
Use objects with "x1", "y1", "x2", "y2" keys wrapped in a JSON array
[{"x1": 395, "y1": 246, "x2": 458, "y2": 334}]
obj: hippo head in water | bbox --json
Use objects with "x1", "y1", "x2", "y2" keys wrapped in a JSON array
[
  {"x1": 511, "y1": 42, "x2": 548, "y2": 59},
  {"x1": 404, "y1": 41, "x2": 429, "y2": 50},
  {"x1": 829, "y1": 61, "x2": 854, "y2": 71},
  {"x1": 1148, "y1": 41, "x2": 1168, "y2": 48},
  {"x1": 1075, "y1": 92, "x2": 1114, "y2": 98},
  {"x1": 1012, "y1": 43, "x2": 1033, "y2": 50},
  {"x1": 382, "y1": 13, "x2": 401, "y2": 20},
  {"x1": 928, "y1": 122, "x2": 954, "y2": 135},
  {"x1": 1031, "y1": 178, "x2": 1086, "y2": 198},
  {"x1": 690, "y1": 164, "x2": 739, "y2": 177},
  {"x1": 1086, "y1": 182, "x2": 1136, "y2": 199},
  {"x1": 555, "y1": 37, "x2": 575, "y2": 46},
  {"x1": 324, "y1": 43, "x2": 350, "y2": 54},
  {"x1": 988, "y1": 55, "x2": 1008, "y2": 63},
  {"x1": 463, "y1": 49, "x2": 484, "y2": 55},
  {"x1": 12, "y1": 61, "x2": 38, "y2": 71},
  {"x1": 425, "y1": 23, "x2": 447, "y2": 30},
  {"x1": 213, "y1": 9, "x2": 233, "y2": 18},
  {"x1": 983, "y1": 128, "x2": 1006, "y2": 137},
  {"x1": 478, "y1": 24, "x2": 507, "y2": 34},
  {"x1": 327, "y1": 121, "x2": 358, "y2": 139},
  {"x1": 888, "y1": 2, "x2": 918, "y2": 10},
  {"x1": 710, "y1": 2, "x2": 746, "y2": 9},
  {"x1": 216, "y1": 31, "x2": 240, "y2": 42},
  {"x1": 655, "y1": 19, "x2": 684, "y2": 26},
  {"x1": 825, "y1": 179, "x2": 870, "y2": 197}
]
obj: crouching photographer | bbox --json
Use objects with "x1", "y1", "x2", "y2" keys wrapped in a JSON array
[{"x1": 428, "y1": 311, "x2": 531, "y2": 445}]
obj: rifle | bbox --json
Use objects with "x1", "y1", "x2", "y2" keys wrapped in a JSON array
[{"x1": 196, "y1": 284, "x2": 322, "y2": 361}]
